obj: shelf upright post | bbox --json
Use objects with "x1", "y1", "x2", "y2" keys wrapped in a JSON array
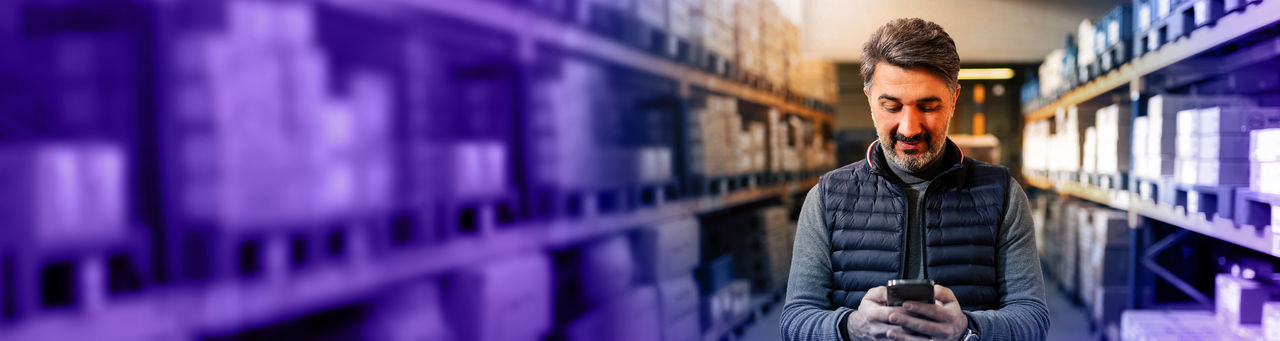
[{"x1": 1127, "y1": 79, "x2": 1145, "y2": 310}]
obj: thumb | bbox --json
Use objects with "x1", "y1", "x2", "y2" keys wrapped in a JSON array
[{"x1": 934, "y1": 284, "x2": 959, "y2": 305}]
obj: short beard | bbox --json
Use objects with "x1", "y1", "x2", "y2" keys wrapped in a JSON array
[{"x1": 879, "y1": 131, "x2": 947, "y2": 173}]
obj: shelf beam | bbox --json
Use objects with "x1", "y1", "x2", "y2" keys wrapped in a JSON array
[{"x1": 1024, "y1": 0, "x2": 1280, "y2": 122}]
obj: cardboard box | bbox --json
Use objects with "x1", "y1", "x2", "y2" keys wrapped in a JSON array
[
  {"x1": 567, "y1": 285, "x2": 662, "y2": 341},
  {"x1": 657, "y1": 275, "x2": 700, "y2": 322},
  {"x1": 448, "y1": 253, "x2": 553, "y2": 341},
  {"x1": 635, "y1": 218, "x2": 700, "y2": 282}
]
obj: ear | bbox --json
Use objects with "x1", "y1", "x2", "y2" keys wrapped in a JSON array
[{"x1": 952, "y1": 83, "x2": 962, "y2": 105}]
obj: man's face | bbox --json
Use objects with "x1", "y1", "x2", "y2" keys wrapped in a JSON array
[{"x1": 864, "y1": 62, "x2": 959, "y2": 172}]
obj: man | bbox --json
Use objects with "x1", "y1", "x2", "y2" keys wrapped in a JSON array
[{"x1": 780, "y1": 18, "x2": 1049, "y2": 341}]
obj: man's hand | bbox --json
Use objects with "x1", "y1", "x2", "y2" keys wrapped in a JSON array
[
  {"x1": 846, "y1": 286, "x2": 912, "y2": 340},
  {"x1": 883, "y1": 284, "x2": 968, "y2": 341}
]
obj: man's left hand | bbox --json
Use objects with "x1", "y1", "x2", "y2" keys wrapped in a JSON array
[{"x1": 882, "y1": 284, "x2": 968, "y2": 341}]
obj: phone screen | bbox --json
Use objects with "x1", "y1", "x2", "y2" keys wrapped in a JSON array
[{"x1": 886, "y1": 279, "x2": 935, "y2": 306}]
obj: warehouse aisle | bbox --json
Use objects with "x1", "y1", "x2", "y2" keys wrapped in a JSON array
[{"x1": 1045, "y1": 275, "x2": 1093, "y2": 341}]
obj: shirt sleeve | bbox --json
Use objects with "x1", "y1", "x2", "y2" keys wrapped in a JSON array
[
  {"x1": 780, "y1": 181, "x2": 855, "y2": 341},
  {"x1": 961, "y1": 178, "x2": 1052, "y2": 340}
]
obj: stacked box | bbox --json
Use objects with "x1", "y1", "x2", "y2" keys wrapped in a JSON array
[
  {"x1": 634, "y1": 218, "x2": 701, "y2": 282},
  {"x1": 1095, "y1": 104, "x2": 1132, "y2": 174},
  {"x1": 658, "y1": 276, "x2": 701, "y2": 341},
  {"x1": 688, "y1": 95, "x2": 770, "y2": 176},
  {"x1": 1076, "y1": 19, "x2": 1097, "y2": 82},
  {"x1": 633, "y1": 0, "x2": 666, "y2": 29},
  {"x1": 634, "y1": 218, "x2": 704, "y2": 340},
  {"x1": 726, "y1": 206, "x2": 793, "y2": 293},
  {"x1": 567, "y1": 285, "x2": 662, "y2": 341},
  {"x1": 789, "y1": 59, "x2": 838, "y2": 103},
  {"x1": 1085, "y1": 209, "x2": 1129, "y2": 315},
  {"x1": 692, "y1": 0, "x2": 735, "y2": 68},
  {"x1": 703, "y1": 279, "x2": 750, "y2": 336},
  {"x1": 1264, "y1": 302, "x2": 1280, "y2": 341},
  {"x1": 1122, "y1": 309, "x2": 1241, "y2": 340},
  {"x1": 1083, "y1": 127, "x2": 1099, "y2": 174},
  {"x1": 1051, "y1": 105, "x2": 1093, "y2": 173},
  {"x1": 1038, "y1": 49, "x2": 1066, "y2": 98},
  {"x1": 1253, "y1": 128, "x2": 1280, "y2": 195},
  {"x1": 760, "y1": 206, "x2": 795, "y2": 291},
  {"x1": 0, "y1": 143, "x2": 128, "y2": 246},
  {"x1": 1096, "y1": 4, "x2": 1132, "y2": 70},
  {"x1": 1022, "y1": 120, "x2": 1052, "y2": 173},
  {"x1": 667, "y1": 0, "x2": 693, "y2": 38},
  {"x1": 757, "y1": 0, "x2": 793, "y2": 87},
  {"x1": 1134, "y1": 95, "x2": 1255, "y2": 179},
  {"x1": 1216, "y1": 274, "x2": 1270, "y2": 330},
  {"x1": 171, "y1": 2, "x2": 397, "y2": 227},
  {"x1": 447, "y1": 253, "x2": 553, "y2": 341},
  {"x1": 732, "y1": 0, "x2": 762, "y2": 77}
]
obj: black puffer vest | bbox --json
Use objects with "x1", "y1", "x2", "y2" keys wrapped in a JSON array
[{"x1": 821, "y1": 139, "x2": 1009, "y2": 310}]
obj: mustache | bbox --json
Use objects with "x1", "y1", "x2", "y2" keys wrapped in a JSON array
[{"x1": 893, "y1": 133, "x2": 929, "y2": 144}]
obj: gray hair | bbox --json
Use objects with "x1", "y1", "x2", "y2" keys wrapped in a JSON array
[{"x1": 860, "y1": 18, "x2": 960, "y2": 92}]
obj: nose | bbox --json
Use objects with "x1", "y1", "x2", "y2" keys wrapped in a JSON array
[{"x1": 898, "y1": 108, "x2": 924, "y2": 138}]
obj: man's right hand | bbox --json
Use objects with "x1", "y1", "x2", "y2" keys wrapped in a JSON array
[{"x1": 845, "y1": 286, "x2": 912, "y2": 341}]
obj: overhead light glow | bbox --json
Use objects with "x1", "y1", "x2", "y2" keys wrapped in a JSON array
[{"x1": 958, "y1": 68, "x2": 1015, "y2": 80}]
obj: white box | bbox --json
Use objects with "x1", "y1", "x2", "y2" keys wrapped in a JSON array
[
  {"x1": 1253, "y1": 128, "x2": 1280, "y2": 162},
  {"x1": 1199, "y1": 107, "x2": 1277, "y2": 134},
  {"x1": 657, "y1": 275, "x2": 699, "y2": 322},
  {"x1": 634, "y1": 218, "x2": 700, "y2": 282},
  {"x1": 1176, "y1": 109, "x2": 1199, "y2": 137},
  {"x1": 1217, "y1": 274, "x2": 1269, "y2": 329},
  {"x1": 1176, "y1": 134, "x2": 1199, "y2": 158},
  {"x1": 568, "y1": 286, "x2": 662, "y2": 341},
  {"x1": 1198, "y1": 160, "x2": 1250, "y2": 186},
  {"x1": 1263, "y1": 302, "x2": 1280, "y2": 341},
  {"x1": 1198, "y1": 133, "x2": 1250, "y2": 160},
  {"x1": 1254, "y1": 161, "x2": 1280, "y2": 195},
  {"x1": 449, "y1": 253, "x2": 553, "y2": 341}
]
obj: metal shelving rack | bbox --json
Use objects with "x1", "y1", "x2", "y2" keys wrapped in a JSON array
[
  {"x1": 0, "y1": 0, "x2": 834, "y2": 339},
  {"x1": 1021, "y1": 0, "x2": 1280, "y2": 333}
]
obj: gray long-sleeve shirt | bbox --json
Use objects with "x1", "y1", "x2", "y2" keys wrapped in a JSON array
[{"x1": 779, "y1": 176, "x2": 1050, "y2": 341}]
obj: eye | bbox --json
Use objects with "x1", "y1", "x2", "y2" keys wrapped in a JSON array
[
  {"x1": 919, "y1": 104, "x2": 939, "y2": 112},
  {"x1": 883, "y1": 105, "x2": 902, "y2": 113}
]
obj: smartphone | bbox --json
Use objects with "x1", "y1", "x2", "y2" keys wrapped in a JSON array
[{"x1": 886, "y1": 279, "x2": 935, "y2": 306}]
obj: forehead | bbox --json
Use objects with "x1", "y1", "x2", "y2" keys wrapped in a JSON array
[{"x1": 869, "y1": 63, "x2": 952, "y2": 100}]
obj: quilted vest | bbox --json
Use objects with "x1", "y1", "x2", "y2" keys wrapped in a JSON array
[{"x1": 821, "y1": 139, "x2": 1009, "y2": 310}]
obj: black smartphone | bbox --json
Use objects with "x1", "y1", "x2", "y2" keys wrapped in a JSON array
[{"x1": 886, "y1": 279, "x2": 935, "y2": 306}]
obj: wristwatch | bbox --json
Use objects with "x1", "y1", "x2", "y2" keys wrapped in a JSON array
[{"x1": 959, "y1": 328, "x2": 979, "y2": 341}]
